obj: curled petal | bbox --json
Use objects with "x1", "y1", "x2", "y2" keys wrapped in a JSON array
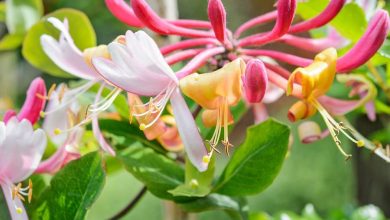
[
  {"x1": 289, "y1": 0, "x2": 346, "y2": 33},
  {"x1": 40, "y1": 18, "x2": 99, "y2": 80},
  {"x1": 131, "y1": 0, "x2": 213, "y2": 38},
  {"x1": 170, "y1": 88, "x2": 209, "y2": 172},
  {"x1": 287, "y1": 101, "x2": 317, "y2": 122},
  {"x1": 105, "y1": 0, "x2": 144, "y2": 27},
  {"x1": 337, "y1": 10, "x2": 390, "y2": 73},
  {"x1": 208, "y1": 0, "x2": 227, "y2": 43},
  {"x1": 298, "y1": 121, "x2": 329, "y2": 143},
  {"x1": 243, "y1": 59, "x2": 268, "y2": 103}
]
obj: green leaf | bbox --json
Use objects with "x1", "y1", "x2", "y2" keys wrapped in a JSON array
[
  {"x1": 0, "y1": 33, "x2": 24, "y2": 50},
  {"x1": 179, "y1": 194, "x2": 249, "y2": 220},
  {"x1": 213, "y1": 119, "x2": 290, "y2": 196},
  {"x1": 297, "y1": 1, "x2": 367, "y2": 42},
  {"x1": 22, "y1": 8, "x2": 96, "y2": 78},
  {"x1": 5, "y1": 0, "x2": 43, "y2": 34},
  {"x1": 0, "y1": 188, "x2": 11, "y2": 220},
  {"x1": 119, "y1": 142, "x2": 185, "y2": 201},
  {"x1": 97, "y1": 119, "x2": 164, "y2": 153},
  {"x1": 32, "y1": 152, "x2": 105, "y2": 220},
  {"x1": 168, "y1": 155, "x2": 215, "y2": 197}
]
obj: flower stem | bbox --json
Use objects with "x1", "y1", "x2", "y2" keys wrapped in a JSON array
[{"x1": 110, "y1": 186, "x2": 148, "y2": 220}]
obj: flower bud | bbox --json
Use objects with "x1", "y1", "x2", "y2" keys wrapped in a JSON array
[
  {"x1": 337, "y1": 10, "x2": 390, "y2": 72},
  {"x1": 208, "y1": 0, "x2": 227, "y2": 43},
  {"x1": 243, "y1": 59, "x2": 268, "y2": 103}
]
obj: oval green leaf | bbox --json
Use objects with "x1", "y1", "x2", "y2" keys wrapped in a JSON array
[
  {"x1": 213, "y1": 119, "x2": 290, "y2": 196},
  {"x1": 22, "y1": 8, "x2": 96, "y2": 78}
]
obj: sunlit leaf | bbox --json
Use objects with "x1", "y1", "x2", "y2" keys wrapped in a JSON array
[
  {"x1": 31, "y1": 152, "x2": 105, "y2": 219},
  {"x1": 22, "y1": 8, "x2": 96, "y2": 78},
  {"x1": 213, "y1": 119, "x2": 290, "y2": 196},
  {"x1": 5, "y1": 0, "x2": 43, "y2": 34}
]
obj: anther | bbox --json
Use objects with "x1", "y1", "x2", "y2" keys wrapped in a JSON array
[
  {"x1": 189, "y1": 179, "x2": 199, "y2": 189},
  {"x1": 54, "y1": 128, "x2": 62, "y2": 135},
  {"x1": 139, "y1": 123, "x2": 146, "y2": 131},
  {"x1": 16, "y1": 207, "x2": 23, "y2": 214}
]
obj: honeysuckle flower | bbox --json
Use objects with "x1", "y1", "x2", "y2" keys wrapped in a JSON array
[
  {"x1": 3, "y1": 77, "x2": 47, "y2": 125},
  {"x1": 287, "y1": 48, "x2": 366, "y2": 159},
  {"x1": 242, "y1": 59, "x2": 268, "y2": 103},
  {"x1": 41, "y1": 17, "x2": 116, "y2": 156},
  {"x1": 127, "y1": 93, "x2": 183, "y2": 152},
  {"x1": 180, "y1": 59, "x2": 246, "y2": 154},
  {"x1": 208, "y1": 0, "x2": 227, "y2": 45},
  {"x1": 35, "y1": 84, "x2": 84, "y2": 174},
  {"x1": 92, "y1": 30, "x2": 209, "y2": 171},
  {"x1": 337, "y1": 10, "x2": 390, "y2": 73},
  {"x1": 0, "y1": 117, "x2": 46, "y2": 219}
]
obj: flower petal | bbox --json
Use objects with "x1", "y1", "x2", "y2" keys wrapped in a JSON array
[
  {"x1": 40, "y1": 18, "x2": 98, "y2": 80},
  {"x1": 1, "y1": 181, "x2": 28, "y2": 220},
  {"x1": 170, "y1": 88, "x2": 209, "y2": 172}
]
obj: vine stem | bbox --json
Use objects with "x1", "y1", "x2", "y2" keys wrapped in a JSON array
[{"x1": 110, "y1": 186, "x2": 148, "y2": 220}]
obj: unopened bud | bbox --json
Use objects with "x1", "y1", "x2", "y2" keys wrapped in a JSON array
[
  {"x1": 242, "y1": 59, "x2": 268, "y2": 103},
  {"x1": 208, "y1": 0, "x2": 227, "y2": 43}
]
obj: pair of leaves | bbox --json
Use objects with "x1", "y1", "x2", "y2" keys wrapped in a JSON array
[{"x1": 112, "y1": 119, "x2": 290, "y2": 218}]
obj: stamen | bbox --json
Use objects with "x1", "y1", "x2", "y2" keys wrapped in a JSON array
[
  {"x1": 11, "y1": 178, "x2": 33, "y2": 211},
  {"x1": 310, "y1": 99, "x2": 367, "y2": 160}
]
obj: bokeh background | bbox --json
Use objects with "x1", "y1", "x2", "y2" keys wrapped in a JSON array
[{"x1": 0, "y1": 0, "x2": 389, "y2": 219}]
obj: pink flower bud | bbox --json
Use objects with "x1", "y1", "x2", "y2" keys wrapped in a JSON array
[
  {"x1": 105, "y1": 0, "x2": 144, "y2": 28},
  {"x1": 337, "y1": 10, "x2": 390, "y2": 72},
  {"x1": 208, "y1": 0, "x2": 227, "y2": 43},
  {"x1": 243, "y1": 59, "x2": 268, "y2": 103},
  {"x1": 4, "y1": 77, "x2": 47, "y2": 124},
  {"x1": 131, "y1": 0, "x2": 212, "y2": 38},
  {"x1": 289, "y1": 0, "x2": 346, "y2": 33}
]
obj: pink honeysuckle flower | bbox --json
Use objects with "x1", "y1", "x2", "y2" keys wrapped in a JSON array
[
  {"x1": 36, "y1": 84, "x2": 84, "y2": 174},
  {"x1": 337, "y1": 10, "x2": 390, "y2": 73},
  {"x1": 92, "y1": 30, "x2": 209, "y2": 172},
  {"x1": 3, "y1": 77, "x2": 47, "y2": 125},
  {"x1": 208, "y1": 0, "x2": 227, "y2": 45},
  {"x1": 242, "y1": 59, "x2": 268, "y2": 103},
  {"x1": 0, "y1": 117, "x2": 46, "y2": 219},
  {"x1": 41, "y1": 17, "x2": 117, "y2": 156}
]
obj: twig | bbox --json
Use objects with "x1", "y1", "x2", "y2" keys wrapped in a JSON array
[{"x1": 110, "y1": 186, "x2": 148, "y2": 220}]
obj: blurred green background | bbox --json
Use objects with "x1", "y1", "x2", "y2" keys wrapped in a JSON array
[{"x1": 0, "y1": 0, "x2": 389, "y2": 219}]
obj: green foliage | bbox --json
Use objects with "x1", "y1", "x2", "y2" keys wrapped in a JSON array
[
  {"x1": 168, "y1": 155, "x2": 215, "y2": 197},
  {"x1": 5, "y1": 0, "x2": 43, "y2": 34},
  {"x1": 214, "y1": 119, "x2": 290, "y2": 196},
  {"x1": 22, "y1": 8, "x2": 96, "y2": 78},
  {"x1": 297, "y1": 1, "x2": 367, "y2": 42},
  {"x1": 119, "y1": 143, "x2": 185, "y2": 201},
  {"x1": 0, "y1": 187, "x2": 11, "y2": 220},
  {"x1": 31, "y1": 152, "x2": 105, "y2": 220},
  {"x1": 180, "y1": 194, "x2": 249, "y2": 220},
  {"x1": 0, "y1": 33, "x2": 24, "y2": 50}
]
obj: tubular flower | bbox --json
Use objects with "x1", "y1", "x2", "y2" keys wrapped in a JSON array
[
  {"x1": 287, "y1": 48, "x2": 365, "y2": 159},
  {"x1": 36, "y1": 84, "x2": 85, "y2": 174},
  {"x1": 41, "y1": 17, "x2": 117, "y2": 155},
  {"x1": 92, "y1": 30, "x2": 209, "y2": 172},
  {"x1": 180, "y1": 59, "x2": 246, "y2": 155},
  {"x1": 242, "y1": 59, "x2": 268, "y2": 103},
  {"x1": 3, "y1": 77, "x2": 47, "y2": 125},
  {"x1": 0, "y1": 117, "x2": 46, "y2": 219},
  {"x1": 208, "y1": 0, "x2": 227, "y2": 44}
]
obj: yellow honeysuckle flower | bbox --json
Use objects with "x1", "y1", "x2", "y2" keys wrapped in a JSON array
[
  {"x1": 287, "y1": 48, "x2": 365, "y2": 160},
  {"x1": 180, "y1": 58, "x2": 246, "y2": 154}
]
